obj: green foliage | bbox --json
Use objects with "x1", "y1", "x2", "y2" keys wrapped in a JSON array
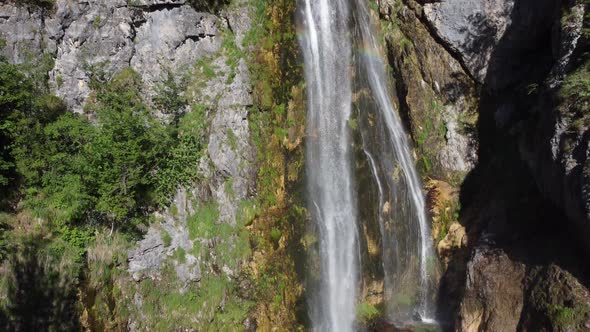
[
  {"x1": 347, "y1": 117, "x2": 358, "y2": 130},
  {"x1": 356, "y1": 302, "x2": 380, "y2": 323},
  {"x1": 560, "y1": 60, "x2": 590, "y2": 133},
  {"x1": 1, "y1": 62, "x2": 209, "y2": 227},
  {"x1": 153, "y1": 103, "x2": 208, "y2": 204},
  {"x1": 437, "y1": 201, "x2": 461, "y2": 242},
  {"x1": 270, "y1": 227, "x2": 282, "y2": 243},
  {"x1": 413, "y1": 101, "x2": 448, "y2": 179},
  {"x1": 368, "y1": 0, "x2": 379, "y2": 13},
  {"x1": 134, "y1": 272, "x2": 253, "y2": 330},
  {"x1": 549, "y1": 304, "x2": 589, "y2": 329},
  {"x1": 84, "y1": 231, "x2": 133, "y2": 330},
  {"x1": 92, "y1": 15, "x2": 101, "y2": 28},
  {"x1": 161, "y1": 230, "x2": 172, "y2": 247},
  {"x1": 153, "y1": 66, "x2": 187, "y2": 118},
  {"x1": 86, "y1": 70, "x2": 176, "y2": 220},
  {"x1": 561, "y1": 60, "x2": 590, "y2": 100},
  {"x1": 237, "y1": 199, "x2": 259, "y2": 226},
  {"x1": 195, "y1": 57, "x2": 217, "y2": 80},
  {"x1": 15, "y1": 0, "x2": 55, "y2": 9},
  {"x1": 187, "y1": 202, "x2": 220, "y2": 240},
  {"x1": 0, "y1": 61, "x2": 34, "y2": 186},
  {"x1": 188, "y1": 0, "x2": 230, "y2": 13}
]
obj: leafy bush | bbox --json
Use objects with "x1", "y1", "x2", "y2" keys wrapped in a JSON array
[
  {"x1": 1, "y1": 58, "x2": 209, "y2": 229},
  {"x1": 16, "y1": 0, "x2": 55, "y2": 9},
  {"x1": 188, "y1": 0, "x2": 230, "y2": 13}
]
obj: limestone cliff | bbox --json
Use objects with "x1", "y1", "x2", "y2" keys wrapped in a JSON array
[
  {"x1": 0, "y1": 0, "x2": 306, "y2": 330},
  {"x1": 378, "y1": 0, "x2": 590, "y2": 331}
]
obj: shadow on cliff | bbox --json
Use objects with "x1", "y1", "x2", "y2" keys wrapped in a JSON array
[
  {"x1": 436, "y1": 0, "x2": 590, "y2": 330},
  {"x1": 0, "y1": 235, "x2": 81, "y2": 332}
]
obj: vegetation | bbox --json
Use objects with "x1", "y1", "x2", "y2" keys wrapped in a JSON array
[
  {"x1": 1, "y1": 58, "x2": 209, "y2": 228},
  {"x1": 558, "y1": 59, "x2": 590, "y2": 144},
  {"x1": 16, "y1": 0, "x2": 55, "y2": 9},
  {"x1": 356, "y1": 302, "x2": 381, "y2": 323},
  {"x1": 0, "y1": 0, "x2": 308, "y2": 329},
  {"x1": 242, "y1": 0, "x2": 309, "y2": 329},
  {"x1": 0, "y1": 41, "x2": 208, "y2": 327},
  {"x1": 549, "y1": 304, "x2": 590, "y2": 330},
  {"x1": 188, "y1": 0, "x2": 231, "y2": 13}
]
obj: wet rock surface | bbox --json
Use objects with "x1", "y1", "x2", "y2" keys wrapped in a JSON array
[{"x1": 382, "y1": 0, "x2": 590, "y2": 331}]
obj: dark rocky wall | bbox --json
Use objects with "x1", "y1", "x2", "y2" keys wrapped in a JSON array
[{"x1": 379, "y1": 0, "x2": 590, "y2": 331}]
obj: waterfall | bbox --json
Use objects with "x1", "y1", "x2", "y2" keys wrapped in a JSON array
[
  {"x1": 354, "y1": 0, "x2": 438, "y2": 322},
  {"x1": 299, "y1": 0, "x2": 438, "y2": 330},
  {"x1": 298, "y1": 0, "x2": 358, "y2": 331}
]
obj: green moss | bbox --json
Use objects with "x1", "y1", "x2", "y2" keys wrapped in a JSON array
[
  {"x1": 92, "y1": 16, "x2": 101, "y2": 28},
  {"x1": 132, "y1": 262, "x2": 253, "y2": 330},
  {"x1": 270, "y1": 227, "x2": 282, "y2": 243},
  {"x1": 561, "y1": 60, "x2": 590, "y2": 100},
  {"x1": 195, "y1": 58, "x2": 217, "y2": 80},
  {"x1": 549, "y1": 304, "x2": 590, "y2": 329},
  {"x1": 237, "y1": 199, "x2": 259, "y2": 227},
  {"x1": 226, "y1": 128, "x2": 238, "y2": 150},
  {"x1": 356, "y1": 302, "x2": 380, "y2": 323},
  {"x1": 437, "y1": 201, "x2": 460, "y2": 242},
  {"x1": 187, "y1": 201, "x2": 220, "y2": 240},
  {"x1": 347, "y1": 117, "x2": 358, "y2": 130},
  {"x1": 560, "y1": 60, "x2": 590, "y2": 134},
  {"x1": 161, "y1": 230, "x2": 172, "y2": 247}
]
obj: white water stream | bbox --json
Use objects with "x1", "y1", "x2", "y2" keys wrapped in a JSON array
[{"x1": 299, "y1": 0, "x2": 438, "y2": 330}]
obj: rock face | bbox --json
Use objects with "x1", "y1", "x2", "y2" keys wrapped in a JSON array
[
  {"x1": 382, "y1": 0, "x2": 590, "y2": 331},
  {"x1": 458, "y1": 247, "x2": 526, "y2": 332},
  {"x1": 1, "y1": 0, "x2": 257, "y2": 328},
  {"x1": 381, "y1": 0, "x2": 479, "y2": 182},
  {"x1": 0, "y1": 3, "x2": 46, "y2": 64},
  {"x1": 0, "y1": 0, "x2": 222, "y2": 113},
  {"x1": 128, "y1": 189, "x2": 202, "y2": 285},
  {"x1": 520, "y1": 2, "x2": 590, "y2": 256},
  {"x1": 124, "y1": 0, "x2": 255, "y2": 285},
  {"x1": 423, "y1": 0, "x2": 515, "y2": 83},
  {"x1": 423, "y1": 0, "x2": 559, "y2": 89}
]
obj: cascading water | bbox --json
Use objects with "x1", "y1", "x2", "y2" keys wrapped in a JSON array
[
  {"x1": 298, "y1": 1, "x2": 358, "y2": 331},
  {"x1": 299, "y1": 0, "x2": 438, "y2": 330},
  {"x1": 354, "y1": 0, "x2": 438, "y2": 322}
]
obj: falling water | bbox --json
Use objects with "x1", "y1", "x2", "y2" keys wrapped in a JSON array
[
  {"x1": 354, "y1": 0, "x2": 437, "y2": 322},
  {"x1": 298, "y1": 0, "x2": 358, "y2": 331},
  {"x1": 299, "y1": 0, "x2": 438, "y2": 330}
]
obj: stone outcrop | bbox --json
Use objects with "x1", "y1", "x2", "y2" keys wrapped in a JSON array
[
  {"x1": 381, "y1": 0, "x2": 590, "y2": 331},
  {"x1": 124, "y1": 0, "x2": 255, "y2": 286},
  {"x1": 1, "y1": 0, "x2": 257, "y2": 328},
  {"x1": 0, "y1": 0, "x2": 222, "y2": 113},
  {"x1": 380, "y1": 0, "x2": 479, "y2": 182},
  {"x1": 0, "y1": 2, "x2": 46, "y2": 64},
  {"x1": 421, "y1": 0, "x2": 590, "y2": 246},
  {"x1": 423, "y1": 0, "x2": 515, "y2": 83},
  {"x1": 458, "y1": 247, "x2": 526, "y2": 332},
  {"x1": 423, "y1": 0, "x2": 559, "y2": 90}
]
